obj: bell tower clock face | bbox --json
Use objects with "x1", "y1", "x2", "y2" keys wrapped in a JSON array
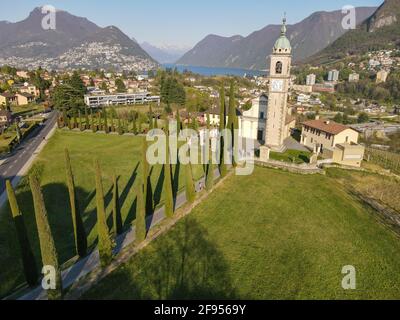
[{"x1": 271, "y1": 79, "x2": 284, "y2": 92}]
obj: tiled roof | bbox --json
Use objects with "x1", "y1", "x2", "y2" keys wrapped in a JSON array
[{"x1": 302, "y1": 119, "x2": 352, "y2": 135}]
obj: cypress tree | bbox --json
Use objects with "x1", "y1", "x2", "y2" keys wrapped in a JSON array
[
  {"x1": 227, "y1": 80, "x2": 237, "y2": 167},
  {"x1": 132, "y1": 113, "x2": 138, "y2": 135},
  {"x1": 206, "y1": 113, "x2": 214, "y2": 190},
  {"x1": 112, "y1": 173, "x2": 123, "y2": 236},
  {"x1": 91, "y1": 109, "x2": 96, "y2": 133},
  {"x1": 73, "y1": 113, "x2": 78, "y2": 130},
  {"x1": 149, "y1": 105, "x2": 154, "y2": 130},
  {"x1": 97, "y1": 112, "x2": 102, "y2": 131},
  {"x1": 84, "y1": 106, "x2": 89, "y2": 130},
  {"x1": 141, "y1": 138, "x2": 153, "y2": 215},
  {"x1": 62, "y1": 109, "x2": 68, "y2": 128},
  {"x1": 117, "y1": 116, "x2": 123, "y2": 135},
  {"x1": 110, "y1": 112, "x2": 115, "y2": 133},
  {"x1": 219, "y1": 82, "x2": 226, "y2": 130},
  {"x1": 65, "y1": 149, "x2": 87, "y2": 258},
  {"x1": 176, "y1": 110, "x2": 181, "y2": 137},
  {"x1": 163, "y1": 121, "x2": 174, "y2": 218},
  {"x1": 79, "y1": 110, "x2": 83, "y2": 131},
  {"x1": 6, "y1": 180, "x2": 38, "y2": 287},
  {"x1": 184, "y1": 163, "x2": 196, "y2": 203},
  {"x1": 104, "y1": 108, "x2": 109, "y2": 133},
  {"x1": 135, "y1": 180, "x2": 146, "y2": 244},
  {"x1": 154, "y1": 117, "x2": 158, "y2": 129},
  {"x1": 94, "y1": 160, "x2": 114, "y2": 267},
  {"x1": 29, "y1": 175, "x2": 62, "y2": 300}
]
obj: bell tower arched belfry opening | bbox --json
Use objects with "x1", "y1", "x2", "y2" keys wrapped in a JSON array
[{"x1": 265, "y1": 16, "x2": 292, "y2": 151}]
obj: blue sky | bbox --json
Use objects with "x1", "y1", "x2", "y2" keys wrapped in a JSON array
[{"x1": 0, "y1": 0, "x2": 383, "y2": 48}]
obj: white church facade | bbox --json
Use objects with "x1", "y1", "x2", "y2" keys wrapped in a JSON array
[{"x1": 239, "y1": 94, "x2": 268, "y2": 142}]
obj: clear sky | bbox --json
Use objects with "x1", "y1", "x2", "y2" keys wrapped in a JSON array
[{"x1": 0, "y1": 0, "x2": 383, "y2": 48}]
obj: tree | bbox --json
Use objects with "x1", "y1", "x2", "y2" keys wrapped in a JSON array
[
  {"x1": 358, "y1": 112, "x2": 370, "y2": 124},
  {"x1": 6, "y1": 180, "x2": 38, "y2": 287},
  {"x1": 184, "y1": 163, "x2": 196, "y2": 204},
  {"x1": 227, "y1": 80, "x2": 237, "y2": 167},
  {"x1": 333, "y1": 113, "x2": 344, "y2": 124},
  {"x1": 115, "y1": 78, "x2": 126, "y2": 92},
  {"x1": 163, "y1": 122, "x2": 174, "y2": 218},
  {"x1": 176, "y1": 110, "x2": 181, "y2": 137},
  {"x1": 65, "y1": 149, "x2": 87, "y2": 258},
  {"x1": 219, "y1": 82, "x2": 227, "y2": 177},
  {"x1": 84, "y1": 106, "x2": 89, "y2": 130},
  {"x1": 205, "y1": 113, "x2": 214, "y2": 191},
  {"x1": 94, "y1": 160, "x2": 114, "y2": 267},
  {"x1": 141, "y1": 138, "x2": 153, "y2": 215},
  {"x1": 103, "y1": 108, "x2": 109, "y2": 133},
  {"x1": 112, "y1": 173, "x2": 123, "y2": 236},
  {"x1": 29, "y1": 175, "x2": 62, "y2": 300},
  {"x1": 132, "y1": 112, "x2": 138, "y2": 135},
  {"x1": 68, "y1": 71, "x2": 86, "y2": 96},
  {"x1": 135, "y1": 180, "x2": 146, "y2": 244}
]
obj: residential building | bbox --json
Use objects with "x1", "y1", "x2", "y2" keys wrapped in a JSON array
[
  {"x1": 0, "y1": 109, "x2": 12, "y2": 126},
  {"x1": 376, "y1": 70, "x2": 389, "y2": 84},
  {"x1": 0, "y1": 92, "x2": 18, "y2": 106},
  {"x1": 84, "y1": 92, "x2": 160, "y2": 107},
  {"x1": 348, "y1": 73, "x2": 360, "y2": 83},
  {"x1": 292, "y1": 84, "x2": 313, "y2": 93},
  {"x1": 306, "y1": 74, "x2": 316, "y2": 86},
  {"x1": 312, "y1": 83, "x2": 335, "y2": 93},
  {"x1": 327, "y1": 70, "x2": 339, "y2": 82},
  {"x1": 301, "y1": 119, "x2": 364, "y2": 167},
  {"x1": 16, "y1": 93, "x2": 35, "y2": 105}
]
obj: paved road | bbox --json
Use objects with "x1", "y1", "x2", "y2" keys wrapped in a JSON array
[{"x1": 0, "y1": 111, "x2": 58, "y2": 196}]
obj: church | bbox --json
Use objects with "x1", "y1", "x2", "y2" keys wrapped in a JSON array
[{"x1": 240, "y1": 17, "x2": 296, "y2": 152}]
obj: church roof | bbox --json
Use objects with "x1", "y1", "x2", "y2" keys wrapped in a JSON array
[{"x1": 274, "y1": 17, "x2": 291, "y2": 51}]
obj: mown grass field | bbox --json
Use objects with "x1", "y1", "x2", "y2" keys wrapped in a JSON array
[
  {"x1": 83, "y1": 167, "x2": 400, "y2": 300},
  {"x1": 0, "y1": 130, "x2": 204, "y2": 298}
]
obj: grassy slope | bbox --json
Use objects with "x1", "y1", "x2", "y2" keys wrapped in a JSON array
[
  {"x1": 0, "y1": 130, "x2": 204, "y2": 298},
  {"x1": 83, "y1": 167, "x2": 400, "y2": 300}
]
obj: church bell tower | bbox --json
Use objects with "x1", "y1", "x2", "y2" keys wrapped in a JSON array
[{"x1": 265, "y1": 16, "x2": 292, "y2": 150}]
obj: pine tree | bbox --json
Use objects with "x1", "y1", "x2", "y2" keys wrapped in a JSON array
[
  {"x1": 163, "y1": 121, "x2": 174, "y2": 218},
  {"x1": 94, "y1": 160, "x2": 114, "y2": 267},
  {"x1": 29, "y1": 175, "x2": 63, "y2": 300},
  {"x1": 65, "y1": 149, "x2": 87, "y2": 257},
  {"x1": 135, "y1": 180, "x2": 146, "y2": 244},
  {"x1": 112, "y1": 173, "x2": 123, "y2": 236},
  {"x1": 6, "y1": 180, "x2": 38, "y2": 287},
  {"x1": 184, "y1": 163, "x2": 196, "y2": 204}
]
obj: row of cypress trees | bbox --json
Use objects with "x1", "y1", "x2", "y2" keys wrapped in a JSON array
[{"x1": 8, "y1": 92, "x2": 237, "y2": 298}]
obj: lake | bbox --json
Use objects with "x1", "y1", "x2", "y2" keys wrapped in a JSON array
[{"x1": 162, "y1": 64, "x2": 266, "y2": 77}]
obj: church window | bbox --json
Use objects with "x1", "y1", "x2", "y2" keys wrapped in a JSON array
[{"x1": 276, "y1": 61, "x2": 283, "y2": 74}]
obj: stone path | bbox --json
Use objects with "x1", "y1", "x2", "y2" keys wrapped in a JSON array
[{"x1": 17, "y1": 167, "x2": 221, "y2": 300}]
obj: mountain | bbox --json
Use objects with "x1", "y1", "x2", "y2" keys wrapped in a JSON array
[
  {"x1": 177, "y1": 7, "x2": 376, "y2": 70},
  {"x1": 0, "y1": 7, "x2": 158, "y2": 71},
  {"x1": 310, "y1": 0, "x2": 400, "y2": 64},
  {"x1": 141, "y1": 42, "x2": 191, "y2": 64}
]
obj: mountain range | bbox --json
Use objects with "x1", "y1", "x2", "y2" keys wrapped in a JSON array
[
  {"x1": 140, "y1": 42, "x2": 191, "y2": 64},
  {"x1": 310, "y1": 0, "x2": 400, "y2": 64},
  {"x1": 177, "y1": 7, "x2": 377, "y2": 70},
  {"x1": 0, "y1": 7, "x2": 158, "y2": 71}
]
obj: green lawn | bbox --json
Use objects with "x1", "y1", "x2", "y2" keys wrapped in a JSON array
[
  {"x1": 0, "y1": 130, "x2": 204, "y2": 298},
  {"x1": 83, "y1": 167, "x2": 400, "y2": 300},
  {"x1": 270, "y1": 149, "x2": 311, "y2": 164}
]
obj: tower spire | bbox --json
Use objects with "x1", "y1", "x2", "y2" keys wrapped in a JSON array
[{"x1": 281, "y1": 13, "x2": 287, "y2": 35}]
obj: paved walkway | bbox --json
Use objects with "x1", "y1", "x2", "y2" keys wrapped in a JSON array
[{"x1": 18, "y1": 167, "x2": 221, "y2": 300}]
